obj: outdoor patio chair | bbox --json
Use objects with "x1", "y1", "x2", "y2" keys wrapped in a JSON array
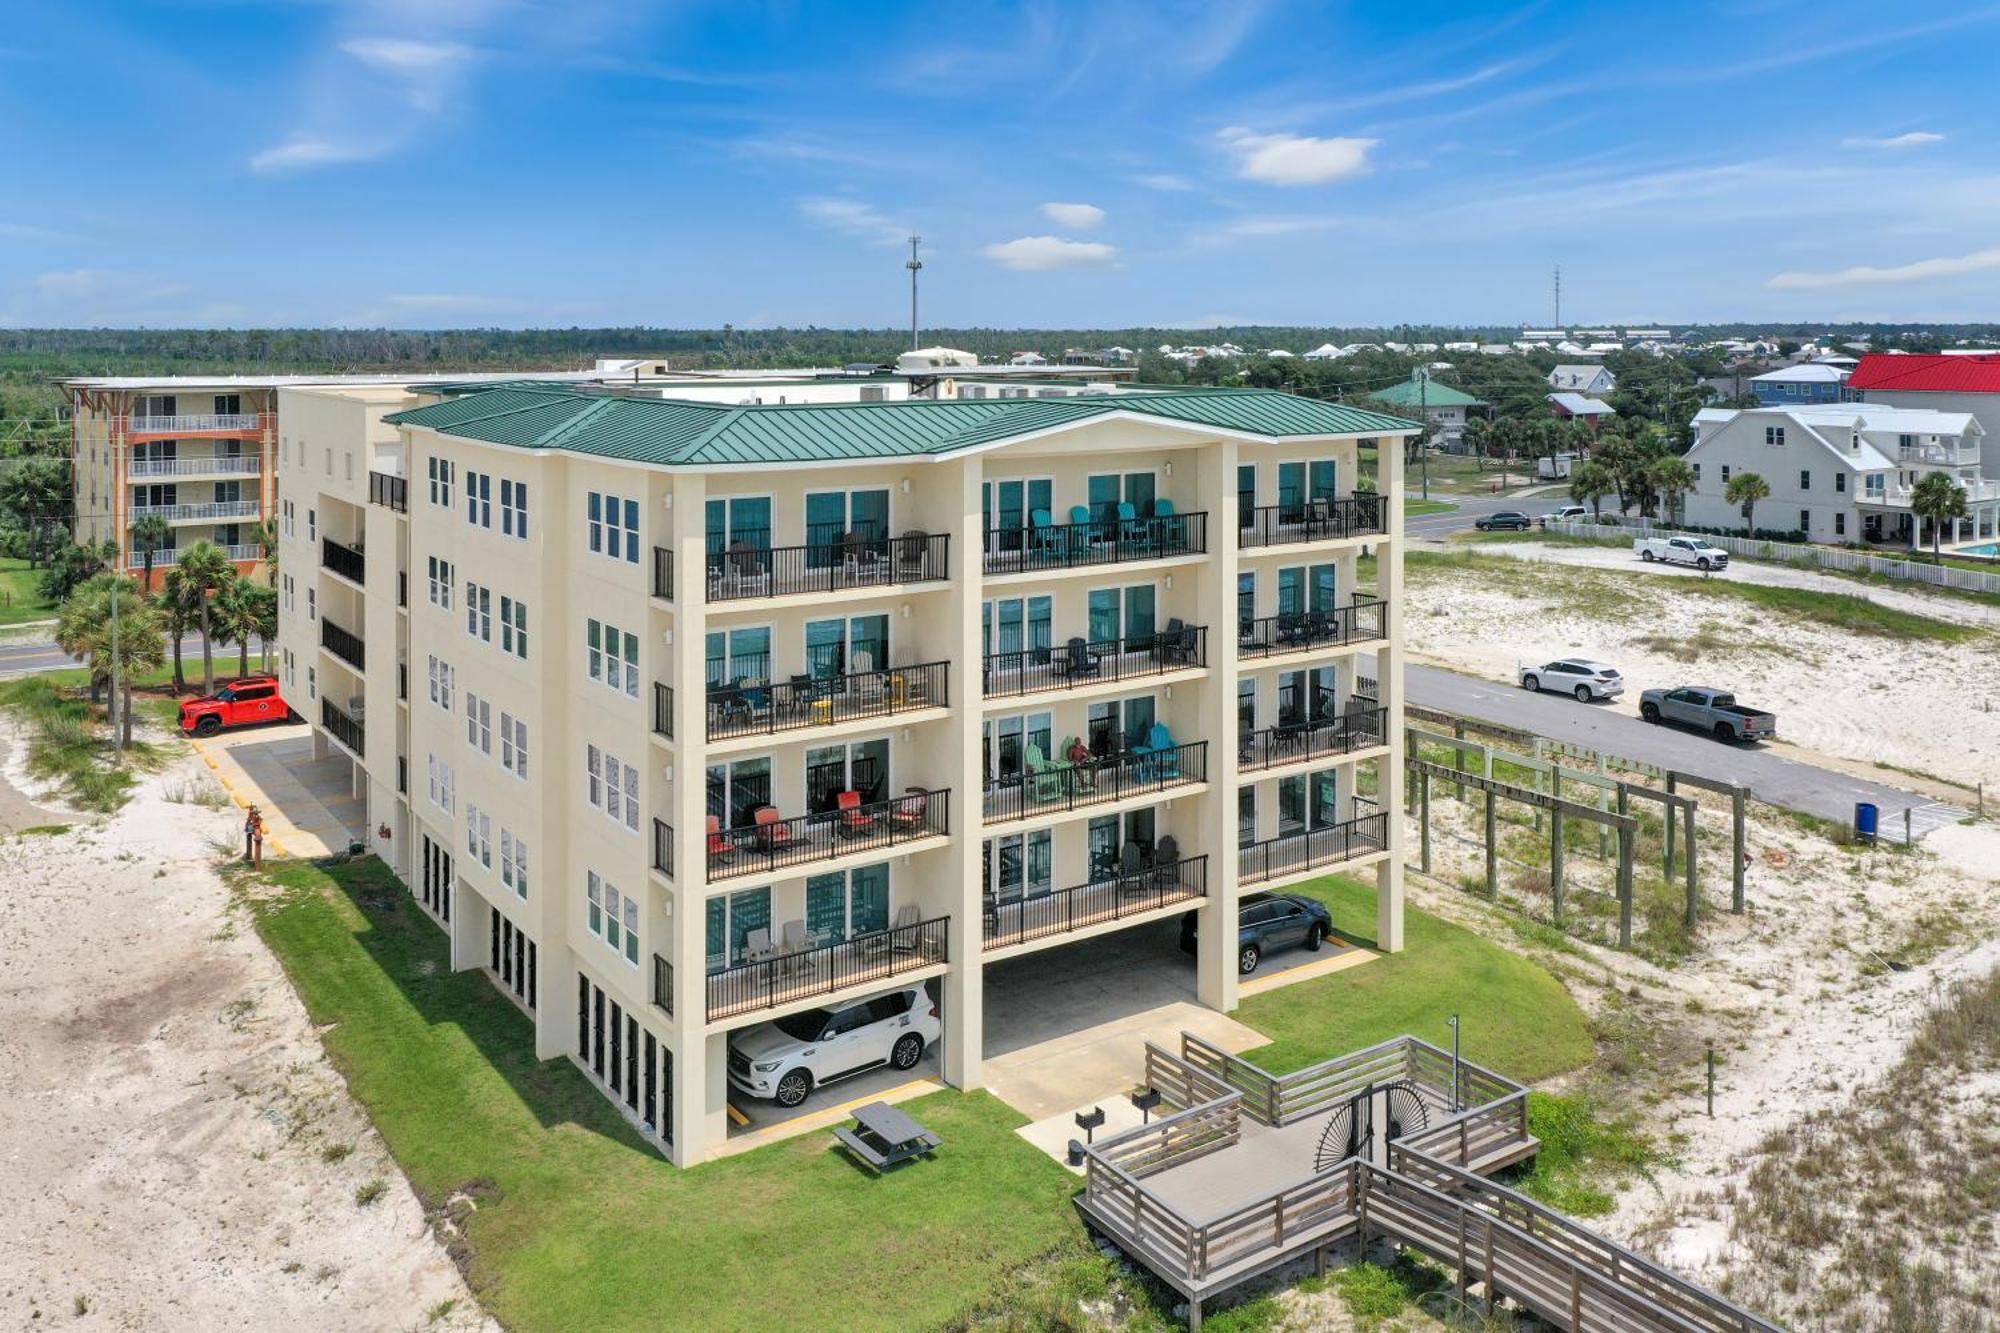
[
  {"x1": 1068, "y1": 504, "x2": 1099, "y2": 549},
  {"x1": 1029, "y1": 508, "x2": 1065, "y2": 562},
  {"x1": 1154, "y1": 617, "x2": 1196, "y2": 666},
  {"x1": 1136, "y1": 723, "x2": 1180, "y2": 780},
  {"x1": 894, "y1": 529, "x2": 930, "y2": 580},
  {"x1": 1058, "y1": 636, "x2": 1100, "y2": 680},
  {"x1": 836, "y1": 789, "x2": 878, "y2": 838},
  {"x1": 1117, "y1": 840, "x2": 1149, "y2": 898},
  {"x1": 742, "y1": 926, "x2": 777, "y2": 965},
  {"x1": 1152, "y1": 835, "x2": 1182, "y2": 886},
  {"x1": 1153, "y1": 497, "x2": 1180, "y2": 549},
  {"x1": 889, "y1": 903, "x2": 923, "y2": 955},
  {"x1": 1306, "y1": 496, "x2": 1332, "y2": 537},
  {"x1": 889, "y1": 787, "x2": 929, "y2": 835},
  {"x1": 751, "y1": 805, "x2": 795, "y2": 851},
  {"x1": 1116, "y1": 500, "x2": 1146, "y2": 549},
  {"x1": 706, "y1": 814, "x2": 733, "y2": 863},
  {"x1": 778, "y1": 919, "x2": 813, "y2": 978},
  {"x1": 1024, "y1": 743, "x2": 1069, "y2": 804}
]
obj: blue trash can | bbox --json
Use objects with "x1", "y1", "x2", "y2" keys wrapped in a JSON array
[{"x1": 1854, "y1": 802, "x2": 1879, "y2": 844}]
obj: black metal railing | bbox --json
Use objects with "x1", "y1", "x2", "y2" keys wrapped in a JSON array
[
  {"x1": 982, "y1": 511, "x2": 1208, "y2": 574},
  {"x1": 983, "y1": 740, "x2": 1208, "y2": 822},
  {"x1": 397, "y1": 662, "x2": 407, "y2": 700},
  {"x1": 368, "y1": 471, "x2": 407, "y2": 512},
  {"x1": 1240, "y1": 812, "x2": 1388, "y2": 885},
  {"x1": 397, "y1": 570, "x2": 407, "y2": 608},
  {"x1": 1238, "y1": 495, "x2": 1386, "y2": 547},
  {"x1": 397, "y1": 755, "x2": 406, "y2": 794},
  {"x1": 707, "y1": 661, "x2": 948, "y2": 740},
  {"x1": 652, "y1": 818, "x2": 675, "y2": 878},
  {"x1": 983, "y1": 625, "x2": 1206, "y2": 699},
  {"x1": 653, "y1": 682, "x2": 674, "y2": 740},
  {"x1": 708, "y1": 787, "x2": 950, "y2": 880},
  {"x1": 320, "y1": 617, "x2": 365, "y2": 672},
  {"x1": 985, "y1": 855, "x2": 1208, "y2": 950},
  {"x1": 321, "y1": 698, "x2": 364, "y2": 757},
  {"x1": 706, "y1": 914, "x2": 950, "y2": 1021},
  {"x1": 652, "y1": 546, "x2": 673, "y2": 600},
  {"x1": 652, "y1": 953, "x2": 674, "y2": 1017},
  {"x1": 705, "y1": 532, "x2": 949, "y2": 600},
  {"x1": 321, "y1": 536, "x2": 365, "y2": 584},
  {"x1": 1239, "y1": 707, "x2": 1388, "y2": 772},
  {"x1": 1237, "y1": 599, "x2": 1387, "y2": 659}
]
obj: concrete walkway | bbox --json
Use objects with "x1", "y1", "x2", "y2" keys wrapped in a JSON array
[{"x1": 192, "y1": 723, "x2": 365, "y2": 857}]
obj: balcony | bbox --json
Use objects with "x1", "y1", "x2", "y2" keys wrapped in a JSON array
[
  {"x1": 652, "y1": 818, "x2": 675, "y2": 878},
  {"x1": 651, "y1": 954, "x2": 674, "y2": 1017},
  {"x1": 983, "y1": 740, "x2": 1208, "y2": 823},
  {"x1": 707, "y1": 661, "x2": 947, "y2": 741},
  {"x1": 129, "y1": 500, "x2": 260, "y2": 523},
  {"x1": 985, "y1": 854, "x2": 1208, "y2": 951},
  {"x1": 1238, "y1": 706, "x2": 1387, "y2": 773},
  {"x1": 983, "y1": 624, "x2": 1206, "y2": 700},
  {"x1": 706, "y1": 532, "x2": 949, "y2": 601},
  {"x1": 321, "y1": 536, "x2": 365, "y2": 585},
  {"x1": 368, "y1": 471, "x2": 407, "y2": 512},
  {"x1": 128, "y1": 542, "x2": 259, "y2": 569},
  {"x1": 1238, "y1": 496, "x2": 1387, "y2": 548},
  {"x1": 128, "y1": 454, "x2": 259, "y2": 478},
  {"x1": 707, "y1": 787, "x2": 949, "y2": 881},
  {"x1": 320, "y1": 617, "x2": 365, "y2": 672},
  {"x1": 1240, "y1": 812, "x2": 1387, "y2": 885},
  {"x1": 652, "y1": 546, "x2": 673, "y2": 600},
  {"x1": 1237, "y1": 599, "x2": 1387, "y2": 660},
  {"x1": 321, "y1": 698, "x2": 364, "y2": 757},
  {"x1": 983, "y1": 511, "x2": 1208, "y2": 575},
  {"x1": 653, "y1": 682, "x2": 674, "y2": 740},
  {"x1": 120, "y1": 412, "x2": 266, "y2": 437},
  {"x1": 707, "y1": 912, "x2": 950, "y2": 1022}
]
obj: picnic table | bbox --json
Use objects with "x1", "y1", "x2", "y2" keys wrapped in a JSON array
[{"x1": 833, "y1": 1100, "x2": 940, "y2": 1172}]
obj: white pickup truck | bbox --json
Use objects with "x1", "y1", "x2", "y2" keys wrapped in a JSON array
[{"x1": 1634, "y1": 535, "x2": 1729, "y2": 570}]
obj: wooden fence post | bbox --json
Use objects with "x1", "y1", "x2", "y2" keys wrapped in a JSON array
[
  {"x1": 1484, "y1": 789, "x2": 1498, "y2": 898},
  {"x1": 1550, "y1": 806, "x2": 1566, "y2": 926},
  {"x1": 1731, "y1": 785, "x2": 1747, "y2": 913},
  {"x1": 1617, "y1": 823, "x2": 1634, "y2": 948},
  {"x1": 1419, "y1": 768, "x2": 1432, "y2": 874},
  {"x1": 1684, "y1": 800, "x2": 1698, "y2": 928},
  {"x1": 1663, "y1": 772, "x2": 1678, "y2": 878}
]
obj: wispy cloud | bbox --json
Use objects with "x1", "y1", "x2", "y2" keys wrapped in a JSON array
[
  {"x1": 339, "y1": 38, "x2": 473, "y2": 73},
  {"x1": 251, "y1": 135, "x2": 386, "y2": 173},
  {"x1": 798, "y1": 196, "x2": 910, "y2": 246},
  {"x1": 1768, "y1": 246, "x2": 2000, "y2": 290},
  {"x1": 1218, "y1": 127, "x2": 1377, "y2": 186},
  {"x1": 383, "y1": 292, "x2": 528, "y2": 312},
  {"x1": 1841, "y1": 131, "x2": 1945, "y2": 149},
  {"x1": 1135, "y1": 173, "x2": 1196, "y2": 192},
  {"x1": 982, "y1": 236, "x2": 1118, "y2": 271},
  {"x1": 0, "y1": 221, "x2": 71, "y2": 243},
  {"x1": 1040, "y1": 201, "x2": 1106, "y2": 229}
]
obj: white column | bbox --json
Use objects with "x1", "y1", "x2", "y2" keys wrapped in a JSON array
[
  {"x1": 942, "y1": 457, "x2": 986, "y2": 1088},
  {"x1": 1375, "y1": 432, "x2": 1408, "y2": 954},
  {"x1": 665, "y1": 472, "x2": 718, "y2": 1164},
  {"x1": 1196, "y1": 439, "x2": 1241, "y2": 1012}
]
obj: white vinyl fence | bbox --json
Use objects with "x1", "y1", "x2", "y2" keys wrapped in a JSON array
[{"x1": 1545, "y1": 518, "x2": 2000, "y2": 596}]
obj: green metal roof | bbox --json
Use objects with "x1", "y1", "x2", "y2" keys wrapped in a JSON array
[
  {"x1": 384, "y1": 386, "x2": 1419, "y2": 467},
  {"x1": 1367, "y1": 377, "x2": 1486, "y2": 409}
]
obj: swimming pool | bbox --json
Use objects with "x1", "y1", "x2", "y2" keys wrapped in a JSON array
[{"x1": 1960, "y1": 542, "x2": 2000, "y2": 556}]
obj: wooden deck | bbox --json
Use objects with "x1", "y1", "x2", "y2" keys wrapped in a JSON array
[{"x1": 1076, "y1": 1033, "x2": 1778, "y2": 1332}]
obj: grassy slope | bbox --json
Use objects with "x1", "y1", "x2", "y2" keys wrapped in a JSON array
[
  {"x1": 1240, "y1": 874, "x2": 1594, "y2": 1081},
  {"x1": 0, "y1": 556, "x2": 58, "y2": 626},
  {"x1": 249, "y1": 859, "x2": 1594, "y2": 1331}
]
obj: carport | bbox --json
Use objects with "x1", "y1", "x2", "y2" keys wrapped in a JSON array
[{"x1": 192, "y1": 722, "x2": 366, "y2": 857}]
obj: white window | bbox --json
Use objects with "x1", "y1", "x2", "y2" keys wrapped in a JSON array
[
  {"x1": 501, "y1": 478, "x2": 528, "y2": 538},
  {"x1": 467, "y1": 470, "x2": 492, "y2": 528},
  {"x1": 501, "y1": 830, "x2": 528, "y2": 896},
  {"x1": 466, "y1": 581, "x2": 491, "y2": 641},
  {"x1": 586, "y1": 491, "x2": 640, "y2": 563},
  {"x1": 427, "y1": 655, "x2": 454, "y2": 711},
  {"x1": 307, "y1": 508, "x2": 316, "y2": 542},
  {"x1": 307, "y1": 666, "x2": 316, "y2": 700},
  {"x1": 622, "y1": 894, "x2": 639, "y2": 964},
  {"x1": 592, "y1": 879, "x2": 638, "y2": 965},
  {"x1": 605, "y1": 882, "x2": 624, "y2": 954},
  {"x1": 307, "y1": 588, "x2": 315, "y2": 622},
  {"x1": 1765, "y1": 426, "x2": 1786, "y2": 447},
  {"x1": 282, "y1": 499, "x2": 294, "y2": 537},
  {"x1": 428, "y1": 754, "x2": 455, "y2": 813},
  {"x1": 282, "y1": 574, "x2": 293, "y2": 613},
  {"x1": 586, "y1": 745, "x2": 639, "y2": 831},
  {"x1": 501, "y1": 596, "x2": 528, "y2": 660},
  {"x1": 501, "y1": 713, "x2": 528, "y2": 779},
  {"x1": 587, "y1": 619, "x2": 639, "y2": 697},
  {"x1": 428, "y1": 556, "x2": 454, "y2": 608},
  {"x1": 466, "y1": 692, "x2": 492, "y2": 754},
  {"x1": 429, "y1": 456, "x2": 455, "y2": 507},
  {"x1": 466, "y1": 803, "x2": 491, "y2": 868},
  {"x1": 587, "y1": 870, "x2": 605, "y2": 936},
  {"x1": 587, "y1": 743, "x2": 602, "y2": 808}
]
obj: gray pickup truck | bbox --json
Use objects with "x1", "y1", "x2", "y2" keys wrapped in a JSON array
[{"x1": 1639, "y1": 686, "x2": 1777, "y2": 742}]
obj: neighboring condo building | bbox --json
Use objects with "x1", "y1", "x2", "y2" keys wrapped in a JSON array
[
  {"x1": 1682, "y1": 403, "x2": 1998, "y2": 546},
  {"x1": 275, "y1": 377, "x2": 1415, "y2": 1165}
]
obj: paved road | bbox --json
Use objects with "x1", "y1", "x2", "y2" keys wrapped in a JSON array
[
  {"x1": 0, "y1": 633, "x2": 234, "y2": 680},
  {"x1": 1404, "y1": 492, "x2": 1559, "y2": 541},
  {"x1": 1391, "y1": 659, "x2": 1967, "y2": 837}
]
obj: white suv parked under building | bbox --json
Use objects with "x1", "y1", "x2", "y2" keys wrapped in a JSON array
[{"x1": 727, "y1": 985, "x2": 940, "y2": 1108}]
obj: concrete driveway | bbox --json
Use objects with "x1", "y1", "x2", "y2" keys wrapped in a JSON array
[{"x1": 193, "y1": 723, "x2": 366, "y2": 857}]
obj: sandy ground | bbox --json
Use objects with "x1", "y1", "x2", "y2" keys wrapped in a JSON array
[
  {"x1": 1402, "y1": 774, "x2": 2000, "y2": 1319},
  {"x1": 0, "y1": 720, "x2": 491, "y2": 1332},
  {"x1": 1407, "y1": 538, "x2": 2000, "y2": 794}
]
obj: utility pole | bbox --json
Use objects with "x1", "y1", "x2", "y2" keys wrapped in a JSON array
[
  {"x1": 906, "y1": 235, "x2": 923, "y2": 351},
  {"x1": 1418, "y1": 366, "x2": 1431, "y2": 502},
  {"x1": 111, "y1": 571, "x2": 123, "y2": 752},
  {"x1": 1553, "y1": 264, "x2": 1562, "y2": 329}
]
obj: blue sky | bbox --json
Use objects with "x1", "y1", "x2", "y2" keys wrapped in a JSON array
[{"x1": 6, "y1": 1, "x2": 2000, "y2": 330}]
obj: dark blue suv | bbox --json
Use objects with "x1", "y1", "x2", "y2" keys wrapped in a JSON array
[{"x1": 1181, "y1": 892, "x2": 1336, "y2": 975}]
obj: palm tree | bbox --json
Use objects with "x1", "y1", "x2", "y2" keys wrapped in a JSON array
[
  {"x1": 129, "y1": 514, "x2": 172, "y2": 591},
  {"x1": 1568, "y1": 461, "x2": 1617, "y2": 519},
  {"x1": 159, "y1": 565, "x2": 203, "y2": 695},
  {"x1": 250, "y1": 515, "x2": 279, "y2": 587},
  {"x1": 1650, "y1": 457, "x2": 1697, "y2": 527},
  {"x1": 55, "y1": 574, "x2": 165, "y2": 746},
  {"x1": 240, "y1": 582, "x2": 279, "y2": 671},
  {"x1": 1724, "y1": 471, "x2": 1771, "y2": 535},
  {"x1": 211, "y1": 578, "x2": 262, "y2": 677},
  {"x1": 173, "y1": 540, "x2": 237, "y2": 696},
  {"x1": 1909, "y1": 472, "x2": 1969, "y2": 562}
]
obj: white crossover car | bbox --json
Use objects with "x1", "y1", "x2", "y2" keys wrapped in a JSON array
[
  {"x1": 1519, "y1": 658, "x2": 1624, "y2": 702},
  {"x1": 728, "y1": 985, "x2": 939, "y2": 1108}
]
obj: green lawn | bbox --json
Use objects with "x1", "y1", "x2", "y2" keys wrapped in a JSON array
[
  {"x1": 0, "y1": 556, "x2": 59, "y2": 626},
  {"x1": 1402, "y1": 498, "x2": 1458, "y2": 517},
  {"x1": 246, "y1": 858, "x2": 1594, "y2": 1331},
  {"x1": 1239, "y1": 874, "x2": 1594, "y2": 1081}
]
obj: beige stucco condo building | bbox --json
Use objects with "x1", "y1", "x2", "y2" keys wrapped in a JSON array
[{"x1": 275, "y1": 377, "x2": 1415, "y2": 1165}]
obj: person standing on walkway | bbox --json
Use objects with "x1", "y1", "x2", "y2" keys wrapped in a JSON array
[{"x1": 244, "y1": 804, "x2": 265, "y2": 868}]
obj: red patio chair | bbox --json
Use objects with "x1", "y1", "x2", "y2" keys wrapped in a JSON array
[
  {"x1": 706, "y1": 814, "x2": 733, "y2": 862},
  {"x1": 836, "y1": 789, "x2": 877, "y2": 838},
  {"x1": 889, "y1": 788, "x2": 928, "y2": 834},
  {"x1": 752, "y1": 805, "x2": 795, "y2": 850}
]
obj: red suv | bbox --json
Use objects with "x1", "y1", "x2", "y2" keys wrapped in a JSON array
[{"x1": 179, "y1": 675, "x2": 299, "y2": 736}]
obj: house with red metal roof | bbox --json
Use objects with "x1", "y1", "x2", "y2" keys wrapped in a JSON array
[{"x1": 1848, "y1": 353, "x2": 2000, "y2": 479}]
